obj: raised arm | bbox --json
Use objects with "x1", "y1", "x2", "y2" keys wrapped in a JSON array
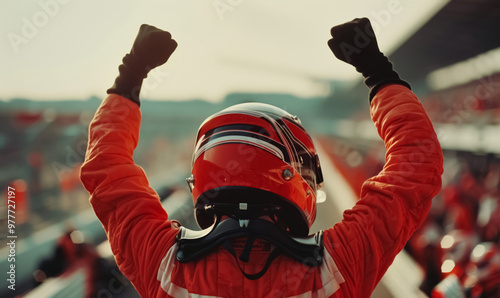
[
  {"x1": 80, "y1": 25, "x2": 178, "y2": 296},
  {"x1": 323, "y1": 18, "x2": 443, "y2": 297}
]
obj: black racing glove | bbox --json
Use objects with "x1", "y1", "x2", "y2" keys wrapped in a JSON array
[
  {"x1": 107, "y1": 24, "x2": 178, "y2": 106},
  {"x1": 327, "y1": 18, "x2": 410, "y2": 101}
]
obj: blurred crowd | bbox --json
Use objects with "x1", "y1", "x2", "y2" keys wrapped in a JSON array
[
  {"x1": 319, "y1": 137, "x2": 500, "y2": 297},
  {"x1": 322, "y1": 72, "x2": 500, "y2": 297},
  {"x1": 410, "y1": 151, "x2": 500, "y2": 297},
  {"x1": 422, "y1": 73, "x2": 500, "y2": 125}
]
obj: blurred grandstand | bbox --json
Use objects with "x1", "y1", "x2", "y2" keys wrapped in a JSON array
[{"x1": 1, "y1": 0, "x2": 500, "y2": 297}]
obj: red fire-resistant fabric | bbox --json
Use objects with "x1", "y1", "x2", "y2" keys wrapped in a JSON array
[{"x1": 80, "y1": 84, "x2": 443, "y2": 297}]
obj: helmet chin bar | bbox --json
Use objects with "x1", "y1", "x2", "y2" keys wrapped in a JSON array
[
  {"x1": 203, "y1": 202, "x2": 282, "y2": 226},
  {"x1": 194, "y1": 186, "x2": 312, "y2": 237}
]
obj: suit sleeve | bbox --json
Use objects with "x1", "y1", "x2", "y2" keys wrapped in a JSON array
[
  {"x1": 80, "y1": 94, "x2": 179, "y2": 297},
  {"x1": 322, "y1": 84, "x2": 443, "y2": 297}
]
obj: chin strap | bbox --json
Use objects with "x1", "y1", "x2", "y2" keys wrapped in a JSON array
[
  {"x1": 176, "y1": 218, "x2": 324, "y2": 280},
  {"x1": 221, "y1": 239, "x2": 283, "y2": 280}
]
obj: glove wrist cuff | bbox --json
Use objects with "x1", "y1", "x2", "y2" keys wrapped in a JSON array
[
  {"x1": 106, "y1": 54, "x2": 155, "y2": 107},
  {"x1": 356, "y1": 54, "x2": 411, "y2": 101},
  {"x1": 107, "y1": 64, "x2": 145, "y2": 107},
  {"x1": 367, "y1": 76, "x2": 411, "y2": 101}
]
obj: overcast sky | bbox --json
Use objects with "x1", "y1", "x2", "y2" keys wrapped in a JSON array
[{"x1": 1, "y1": 0, "x2": 448, "y2": 102}]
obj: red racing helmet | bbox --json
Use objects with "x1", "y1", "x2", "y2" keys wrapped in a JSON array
[{"x1": 188, "y1": 102, "x2": 324, "y2": 237}]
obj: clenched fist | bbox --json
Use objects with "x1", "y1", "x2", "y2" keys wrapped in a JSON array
[
  {"x1": 108, "y1": 24, "x2": 177, "y2": 106},
  {"x1": 327, "y1": 18, "x2": 383, "y2": 75},
  {"x1": 129, "y1": 24, "x2": 178, "y2": 72},
  {"x1": 327, "y1": 18, "x2": 410, "y2": 101}
]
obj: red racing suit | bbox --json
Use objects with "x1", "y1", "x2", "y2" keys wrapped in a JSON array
[{"x1": 80, "y1": 84, "x2": 443, "y2": 297}]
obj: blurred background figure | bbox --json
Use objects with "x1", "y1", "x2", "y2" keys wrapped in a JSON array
[{"x1": 463, "y1": 242, "x2": 500, "y2": 297}]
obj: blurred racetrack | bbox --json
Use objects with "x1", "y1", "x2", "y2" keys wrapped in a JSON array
[{"x1": 2, "y1": 0, "x2": 500, "y2": 297}]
